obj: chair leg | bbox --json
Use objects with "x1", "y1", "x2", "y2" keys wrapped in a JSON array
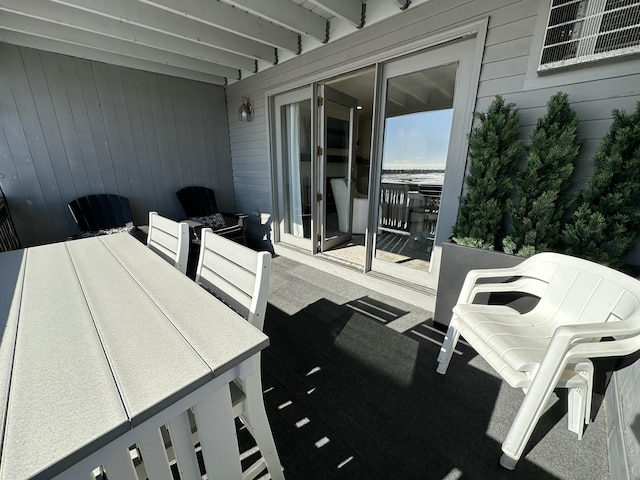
[
  {"x1": 555, "y1": 360, "x2": 593, "y2": 439},
  {"x1": 578, "y1": 362, "x2": 594, "y2": 426},
  {"x1": 436, "y1": 321, "x2": 460, "y2": 374},
  {"x1": 564, "y1": 374, "x2": 588, "y2": 439},
  {"x1": 239, "y1": 370, "x2": 284, "y2": 480},
  {"x1": 501, "y1": 363, "x2": 566, "y2": 469}
]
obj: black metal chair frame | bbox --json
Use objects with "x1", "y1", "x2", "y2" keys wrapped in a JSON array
[
  {"x1": 176, "y1": 186, "x2": 248, "y2": 245},
  {"x1": 68, "y1": 194, "x2": 134, "y2": 234},
  {"x1": 0, "y1": 186, "x2": 20, "y2": 252}
]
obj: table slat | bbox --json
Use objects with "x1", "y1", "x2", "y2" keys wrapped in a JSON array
[
  {"x1": 0, "y1": 250, "x2": 26, "y2": 453},
  {"x1": 100, "y1": 233, "x2": 268, "y2": 376},
  {"x1": 65, "y1": 237, "x2": 213, "y2": 426},
  {"x1": 0, "y1": 244, "x2": 128, "y2": 480},
  {"x1": 0, "y1": 234, "x2": 269, "y2": 479}
]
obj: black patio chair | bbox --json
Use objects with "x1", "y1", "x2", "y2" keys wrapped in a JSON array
[
  {"x1": 68, "y1": 194, "x2": 136, "y2": 237},
  {"x1": 176, "y1": 186, "x2": 248, "y2": 245},
  {"x1": 0, "y1": 185, "x2": 20, "y2": 252}
]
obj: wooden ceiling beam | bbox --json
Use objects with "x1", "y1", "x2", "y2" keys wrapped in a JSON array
[
  {"x1": 50, "y1": 0, "x2": 277, "y2": 62},
  {"x1": 226, "y1": 0, "x2": 328, "y2": 42},
  {"x1": 0, "y1": 11, "x2": 240, "y2": 79},
  {"x1": 140, "y1": 0, "x2": 300, "y2": 52},
  {"x1": 0, "y1": 29, "x2": 227, "y2": 84},
  {"x1": 0, "y1": 0, "x2": 256, "y2": 71},
  {"x1": 306, "y1": 0, "x2": 363, "y2": 27}
]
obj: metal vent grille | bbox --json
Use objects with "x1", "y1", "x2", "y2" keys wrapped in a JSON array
[{"x1": 539, "y1": 0, "x2": 640, "y2": 70}]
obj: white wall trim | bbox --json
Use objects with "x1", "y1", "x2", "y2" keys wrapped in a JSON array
[{"x1": 264, "y1": 17, "x2": 490, "y2": 99}]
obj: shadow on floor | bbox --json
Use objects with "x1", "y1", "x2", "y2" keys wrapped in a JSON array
[{"x1": 241, "y1": 295, "x2": 608, "y2": 480}]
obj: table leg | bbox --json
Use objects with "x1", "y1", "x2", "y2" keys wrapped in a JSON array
[
  {"x1": 101, "y1": 447, "x2": 138, "y2": 479},
  {"x1": 167, "y1": 411, "x2": 201, "y2": 479},
  {"x1": 193, "y1": 383, "x2": 242, "y2": 480},
  {"x1": 137, "y1": 427, "x2": 172, "y2": 480}
]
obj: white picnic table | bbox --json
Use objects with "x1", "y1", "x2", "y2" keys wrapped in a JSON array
[{"x1": 0, "y1": 232, "x2": 269, "y2": 479}]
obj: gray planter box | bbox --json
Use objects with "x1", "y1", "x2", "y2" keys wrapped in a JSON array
[{"x1": 433, "y1": 239, "x2": 525, "y2": 327}]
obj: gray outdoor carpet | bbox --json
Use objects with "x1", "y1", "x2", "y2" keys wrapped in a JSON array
[{"x1": 241, "y1": 255, "x2": 610, "y2": 480}]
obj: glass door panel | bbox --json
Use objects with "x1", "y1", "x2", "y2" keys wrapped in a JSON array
[
  {"x1": 273, "y1": 89, "x2": 313, "y2": 250},
  {"x1": 370, "y1": 40, "x2": 480, "y2": 288},
  {"x1": 375, "y1": 64, "x2": 455, "y2": 271},
  {"x1": 319, "y1": 85, "x2": 358, "y2": 251}
]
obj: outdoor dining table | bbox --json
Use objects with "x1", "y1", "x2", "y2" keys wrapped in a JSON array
[{"x1": 0, "y1": 232, "x2": 269, "y2": 479}]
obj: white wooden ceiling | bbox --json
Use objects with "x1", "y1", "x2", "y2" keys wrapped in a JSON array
[{"x1": 0, "y1": 0, "x2": 430, "y2": 85}]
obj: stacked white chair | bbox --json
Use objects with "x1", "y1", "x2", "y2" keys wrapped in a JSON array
[
  {"x1": 436, "y1": 252, "x2": 640, "y2": 470},
  {"x1": 194, "y1": 228, "x2": 283, "y2": 480},
  {"x1": 146, "y1": 211, "x2": 190, "y2": 275}
]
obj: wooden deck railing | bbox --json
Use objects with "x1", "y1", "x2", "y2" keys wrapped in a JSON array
[
  {"x1": 0, "y1": 188, "x2": 20, "y2": 252},
  {"x1": 379, "y1": 183, "x2": 442, "y2": 236}
]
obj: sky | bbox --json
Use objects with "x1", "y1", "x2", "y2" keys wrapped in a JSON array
[{"x1": 382, "y1": 109, "x2": 453, "y2": 170}]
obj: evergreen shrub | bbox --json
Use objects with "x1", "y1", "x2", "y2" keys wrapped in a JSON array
[
  {"x1": 503, "y1": 92, "x2": 582, "y2": 257},
  {"x1": 562, "y1": 102, "x2": 640, "y2": 268},
  {"x1": 453, "y1": 95, "x2": 523, "y2": 249}
]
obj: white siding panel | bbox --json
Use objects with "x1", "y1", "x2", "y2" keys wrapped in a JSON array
[
  {"x1": 571, "y1": 97, "x2": 640, "y2": 121},
  {"x1": 476, "y1": 74, "x2": 527, "y2": 99},
  {"x1": 577, "y1": 119, "x2": 618, "y2": 142},
  {"x1": 482, "y1": 36, "x2": 532, "y2": 64},
  {"x1": 527, "y1": 74, "x2": 640, "y2": 104},
  {"x1": 485, "y1": 16, "x2": 537, "y2": 47},
  {"x1": 485, "y1": 0, "x2": 541, "y2": 29},
  {"x1": 480, "y1": 56, "x2": 529, "y2": 81},
  {"x1": 517, "y1": 119, "x2": 613, "y2": 145}
]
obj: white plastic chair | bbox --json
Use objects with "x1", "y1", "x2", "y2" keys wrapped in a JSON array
[
  {"x1": 436, "y1": 252, "x2": 640, "y2": 469},
  {"x1": 146, "y1": 211, "x2": 190, "y2": 275},
  {"x1": 195, "y1": 228, "x2": 284, "y2": 480}
]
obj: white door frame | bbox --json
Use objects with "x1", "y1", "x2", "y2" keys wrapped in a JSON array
[
  {"x1": 271, "y1": 86, "x2": 315, "y2": 251},
  {"x1": 268, "y1": 20, "x2": 487, "y2": 291}
]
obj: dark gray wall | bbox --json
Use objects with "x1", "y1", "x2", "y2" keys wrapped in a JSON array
[{"x1": 0, "y1": 42, "x2": 234, "y2": 247}]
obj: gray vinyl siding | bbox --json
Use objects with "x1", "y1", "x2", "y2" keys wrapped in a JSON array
[{"x1": 0, "y1": 42, "x2": 234, "y2": 247}]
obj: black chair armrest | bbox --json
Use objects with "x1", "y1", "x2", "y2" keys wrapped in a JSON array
[
  {"x1": 221, "y1": 212, "x2": 249, "y2": 230},
  {"x1": 184, "y1": 219, "x2": 246, "y2": 245}
]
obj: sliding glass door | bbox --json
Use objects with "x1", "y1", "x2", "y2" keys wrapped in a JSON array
[
  {"x1": 271, "y1": 34, "x2": 482, "y2": 290},
  {"x1": 370, "y1": 41, "x2": 480, "y2": 288}
]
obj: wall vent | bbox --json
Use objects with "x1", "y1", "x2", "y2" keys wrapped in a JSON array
[{"x1": 539, "y1": 0, "x2": 640, "y2": 71}]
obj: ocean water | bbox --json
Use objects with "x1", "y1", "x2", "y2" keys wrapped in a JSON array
[{"x1": 381, "y1": 171, "x2": 445, "y2": 186}]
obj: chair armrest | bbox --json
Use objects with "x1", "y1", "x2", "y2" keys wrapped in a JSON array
[
  {"x1": 514, "y1": 321, "x2": 640, "y2": 405},
  {"x1": 468, "y1": 278, "x2": 548, "y2": 303},
  {"x1": 221, "y1": 212, "x2": 250, "y2": 230},
  {"x1": 457, "y1": 263, "x2": 535, "y2": 304},
  {"x1": 131, "y1": 226, "x2": 149, "y2": 244},
  {"x1": 555, "y1": 321, "x2": 640, "y2": 344}
]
